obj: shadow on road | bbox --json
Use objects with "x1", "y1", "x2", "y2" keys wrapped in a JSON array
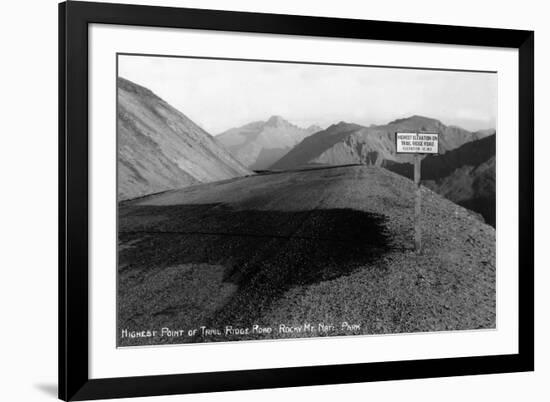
[{"x1": 118, "y1": 204, "x2": 392, "y2": 333}]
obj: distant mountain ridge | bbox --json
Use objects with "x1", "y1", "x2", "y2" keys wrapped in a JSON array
[
  {"x1": 216, "y1": 116, "x2": 321, "y2": 170},
  {"x1": 269, "y1": 122, "x2": 365, "y2": 170},
  {"x1": 117, "y1": 77, "x2": 250, "y2": 200},
  {"x1": 384, "y1": 134, "x2": 496, "y2": 226},
  {"x1": 270, "y1": 115, "x2": 492, "y2": 170}
]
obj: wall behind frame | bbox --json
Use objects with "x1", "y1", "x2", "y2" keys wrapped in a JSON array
[{"x1": 0, "y1": 0, "x2": 546, "y2": 401}]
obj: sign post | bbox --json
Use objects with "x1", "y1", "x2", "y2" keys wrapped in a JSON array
[
  {"x1": 414, "y1": 154, "x2": 422, "y2": 253},
  {"x1": 395, "y1": 132, "x2": 439, "y2": 254}
]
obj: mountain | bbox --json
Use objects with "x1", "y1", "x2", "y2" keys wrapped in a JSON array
[
  {"x1": 216, "y1": 116, "x2": 321, "y2": 170},
  {"x1": 270, "y1": 115, "x2": 486, "y2": 170},
  {"x1": 384, "y1": 135, "x2": 496, "y2": 226},
  {"x1": 269, "y1": 122, "x2": 366, "y2": 170},
  {"x1": 473, "y1": 128, "x2": 496, "y2": 139},
  {"x1": 426, "y1": 156, "x2": 495, "y2": 226},
  {"x1": 117, "y1": 77, "x2": 250, "y2": 200}
]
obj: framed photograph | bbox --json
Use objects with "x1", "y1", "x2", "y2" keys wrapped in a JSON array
[{"x1": 59, "y1": 1, "x2": 534, "y2": 400}]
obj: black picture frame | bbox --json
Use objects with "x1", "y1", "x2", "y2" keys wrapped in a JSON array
[{"x1": 59, "y1": 1, "x2": 534, "y2": 400}]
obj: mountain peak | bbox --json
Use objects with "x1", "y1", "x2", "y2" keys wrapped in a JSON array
[
  {"x1": 326, "y1": 121, "x2": 361, "y2": 131},
  {"x1": 306, "y1": 124, "x2": 323, "y2": 133},
  {"x1": 389, "y1": 115, "x2": 443, "y2": 127},
  {"x1": 117, "y1": 77, "x2": 250, "y2": 200},
  {"x1": 217, "y1": 116, "x2": 323, "y2": 169},
  {"x1": 265, "y1": 115, "x2": 289, "y2": 127}
]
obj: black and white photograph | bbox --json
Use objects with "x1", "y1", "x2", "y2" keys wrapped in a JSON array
[{"x1": 117, "y1": 54, "x2": 497, "y2": 347}]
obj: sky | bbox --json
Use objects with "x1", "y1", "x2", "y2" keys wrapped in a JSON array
[{"x1": 118, "y1": 54, "x2": 497, "y2": 134}]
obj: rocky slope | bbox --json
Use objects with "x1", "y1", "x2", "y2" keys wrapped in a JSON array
[
  {"x1": 118, "y1": 165, "x2": 495, "y2": 346},
  {"x1": 384, "y1": 135, "x2": 496, "y2": 226},
  {"x1": 216, "y1": 116, "x2": 321, "y2": 170},
  {"x1": 118, "y1": 77, "x2": 250, "y2": 200},
  {"x1": 270, "y1": 115, "x2": 488, "y2": 170}
]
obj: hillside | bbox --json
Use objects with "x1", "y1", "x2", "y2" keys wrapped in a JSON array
[
  {"x1": 270, "y1": 115, "x2": 486, "y2": 170},
  {"x1": 117, "y1": 77, "x2": 250, "y2": 200},
  {"x1": 384, "y1": 135, "x2": 496, "y2": 226},
  {"x1": 118, "y1": 165, "x2": 495, "y2": 346},
  {"x1": 216, "y1": 115, "x2": 321, "y2": 169}
]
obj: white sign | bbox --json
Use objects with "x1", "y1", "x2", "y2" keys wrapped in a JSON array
[{"x1": 396, "y1": 132, "x2": 439, "y2": 154}]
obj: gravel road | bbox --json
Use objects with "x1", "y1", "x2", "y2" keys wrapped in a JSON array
[{"x1": 118, "y1": 165, "x2": 495, "y2": 346}]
